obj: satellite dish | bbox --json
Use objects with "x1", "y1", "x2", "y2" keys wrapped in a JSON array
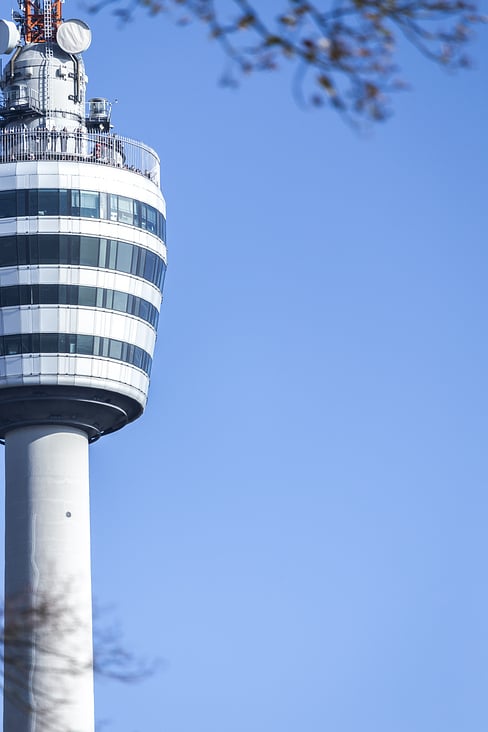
[
  {"x1": 0, "y1": 20, "x2": 20, "y2": 55},
  {"x1": 56, "y1": 19, "x2": 92, "y2": 54}
]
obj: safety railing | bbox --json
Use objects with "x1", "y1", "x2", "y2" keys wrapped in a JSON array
[{"x1": 0, "y1": 128, "x2": 160, "y2": 185}]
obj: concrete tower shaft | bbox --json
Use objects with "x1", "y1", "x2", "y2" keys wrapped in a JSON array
[{"x1": 4, "y1": 426, "x2": 93, "y2": 731}]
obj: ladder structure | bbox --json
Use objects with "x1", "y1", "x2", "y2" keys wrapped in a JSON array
[{"x1": 43, "y1": 0, "x2": 53, "y2": 113}]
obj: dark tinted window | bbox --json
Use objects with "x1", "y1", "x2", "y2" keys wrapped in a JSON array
[
  {"x1": 80, "y1": 236, "x2": 99, "y2": 267},
  {"x1": 77, "y1": 334, "x2": 94, "y2": 354},
  {"x1": 0, "y1": 190, "x2": 16, "y2": 216},
  {"x1": 78, "y1": 286, "x2": 97, "y2": 307},
  {"x1": 38, "y1": 234, "x2": 59, "y2": 263},
  {"x1": 38, "y1": 189, "x2": 59, "y2": 216},
  {"x1": 0, "y1": 236, "x2": 17, "y2": 266}
]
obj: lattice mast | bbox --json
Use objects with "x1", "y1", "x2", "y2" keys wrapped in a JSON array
[{"x1": 22, "y1": 0, "x2": 63, "y2": 43}]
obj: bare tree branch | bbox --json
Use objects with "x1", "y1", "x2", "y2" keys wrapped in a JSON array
[
  {"x1": 87, "y1": 0, "x2": 486, "y2": 123},
  {"x1": 1, "y1": 591, "x2": 158, "y2": 732}
]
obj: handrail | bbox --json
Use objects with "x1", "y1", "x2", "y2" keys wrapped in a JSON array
[{"x1": 0, "y1": 128, "x2": 160, "y2": 185}]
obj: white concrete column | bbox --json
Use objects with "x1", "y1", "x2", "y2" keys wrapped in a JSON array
[{"x1": 3, "y1": 425, "x2": 94, "y2": 732}]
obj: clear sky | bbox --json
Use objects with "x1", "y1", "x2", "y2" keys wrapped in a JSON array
[{"x1": 1, "y1": 2, "x2": 488, "y2": 731}]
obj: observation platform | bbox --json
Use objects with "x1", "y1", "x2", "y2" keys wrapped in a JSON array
[{"x1": 0, "y1": 128, "x2": 160, "y2": 185}]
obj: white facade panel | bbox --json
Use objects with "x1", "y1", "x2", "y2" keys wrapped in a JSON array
[
  {"x1": 0, "y1": 219, "x2": 16, "y2": 236},
  {"x1": 0, "y1": 305, "x2": 156, "y2": 349},
  {"x1": 20, "y1": 308, "x2": 34, "y2": 333},
  {"x1": 0, "y1": 267, "x2": 21, "y2": 286},
  {"x1": 0, "y1": 354, "x2": 150, "y2": 405},
  {"x1": 39, "y1": 356, "x2": 59, "y2": 379},
  {"x1": 0, "y1": 161, "x2": 165, "y2": 216},
  {"x1": 2, "y1": 308, "x2": 23, "y2": 332},
  {"x1": 55, "y1": 217, "x2": 166, "y2": 259},
  {"x1": 39, "y1": 306, "x2": 61, "y2": 332},
  {"x1": 0, "y1": 217, "x2": 166, "y2": 262},
  {"x1": 0, "y1": 266, "x2": 162, "y2": 308}
]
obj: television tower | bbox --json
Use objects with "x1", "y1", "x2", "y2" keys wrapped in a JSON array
[{"x1": 0, "y1": 2, "x2": 166, "y2": 729}]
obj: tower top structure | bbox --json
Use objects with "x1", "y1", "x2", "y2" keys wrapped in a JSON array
[{"x1": 0, "y1": 0, "x2": 167, "y2": 441}]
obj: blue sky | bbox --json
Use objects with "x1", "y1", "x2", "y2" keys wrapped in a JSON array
[{"x1": 2, "y1": 2, "x2": 488, "y2": 730}]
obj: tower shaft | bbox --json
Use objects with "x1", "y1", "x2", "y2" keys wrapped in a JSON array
[{"x1": 4, "y1": 426, "x2": 94, "y2": 732}]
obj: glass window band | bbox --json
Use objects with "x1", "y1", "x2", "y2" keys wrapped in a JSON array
[
  {"x1": 0, "y1": 332, "x2": 152, "y2": 374},
  {"x1": 0, "y1": 234, "x2": 166, "y2": 290},
  {"x1": 0, "y1": 188, "x2": 166, "y2": 242},
  {"x1": 0, "y1": 284, "x2": 159, "y2": 328}
]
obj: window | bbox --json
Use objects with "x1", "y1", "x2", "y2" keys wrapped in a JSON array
[
  {"x1": 21, "y1": 333, "x2": 31, "y2": 353},
  {"x1": 80, "y1": 236, "x2": 99, "y2": 267},
  {"x1": 39, "y1": 333, "x2": 58, "y2": 352},
  {"x1": 98, "y1": 238, "x2": 107, "y2": 268},
  {"x1": 59, "y1": 235, "x2": 70, "y2": 265},
  {"x1": 138, "y1": 299, "x2": 149, "y2": 322},
  {"x1": 39, "y1": 284, "x2": 57, "y2": 304},
  {"x1": 99, "y1": 191, "x2": 108, "y2": 219},
  {"x1": 71, "y1": 189, "x2": 80, "y2": 216},
  {"x1": 38, "y1": 189, "x2": 59, "y2": 216},
  {"x1": 112, "y1": 291, "x2": 128, "y2": 312},
  {"x1": 68, "y1": 333, "x2": 77, "y2": 354},
  {"x1": 1, "y1": 286, "x2": 19, "y2": 307},
  {"x1": 132, "y1": 347, "x2": 143, "y2": 369},
  {"x1": 28, "y1": 236, "x2": 39, "y2": 266},
  {"x1": 0, "y1": 236, "x2": 18, "y2": 267},
  {"x1": 4, "y1": 335, "x2": 21, "y2": 355},
  {"x1": 80, "y1": 191, "x2": 99, "y2": 218},
  {"x1": 116, "y1": 242, "x2": 132, "y2": 273},
  {"x1": 109, "y1": 194, "x2": 118, "y2": 222},
  {"x1": 38, "y1": 235, "x2": 59, "y2": 263},
  {"x1": 144, "y1": 252, "x2": 157, "y2": 282},
  {"x1": 0, "y1": 190, "x2": 15, "y2": 218},
  {"x1": 144, "y1": 205, "x2": 157, "y2": 234},
  {"x1": 117, "y1": 197, "x2": 133, "y2": 226},
  {"x1": 77, "y1": 334, "x2": 94, "y2": 355},
  {"x1": 16, "y1": 189, "x2": 27, "y2": 216},
  {"x1": 109, "y1": 340, "x2": 122, "y2": 360},
  {"x1": 78, "y1": 287, "x2": 97, "y2": 307},
  {"x1": 105, "y1": 239, "x2": 115, "y2": 270},
  {"x1": 59, "y1": 189, "x2": 69, "y2": 215}
]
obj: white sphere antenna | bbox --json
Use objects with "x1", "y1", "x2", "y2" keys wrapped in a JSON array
[
  {"x1": 56, "y1": 19, "x2": 92, "y2": 54},
  {"x1": 0, "y1": 19, "x2": 20, "y2": 55}
]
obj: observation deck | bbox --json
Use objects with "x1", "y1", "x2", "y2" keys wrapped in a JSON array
[{"x1": 0, "y1": 127, "x2": 160, "y2": 185}]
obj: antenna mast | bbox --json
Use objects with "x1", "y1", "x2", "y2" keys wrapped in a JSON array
[{"x1": 21, "y1": 0, "x2": 62, "y2": 43}]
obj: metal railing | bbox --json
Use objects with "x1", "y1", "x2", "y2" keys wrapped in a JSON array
[{"x1": 0, "y1": 128, "x2": 160, "y2": 185}]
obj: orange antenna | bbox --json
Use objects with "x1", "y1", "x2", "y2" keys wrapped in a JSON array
[{"x1": 23, "y1": 0, "x2": 62, "y2": 43}]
